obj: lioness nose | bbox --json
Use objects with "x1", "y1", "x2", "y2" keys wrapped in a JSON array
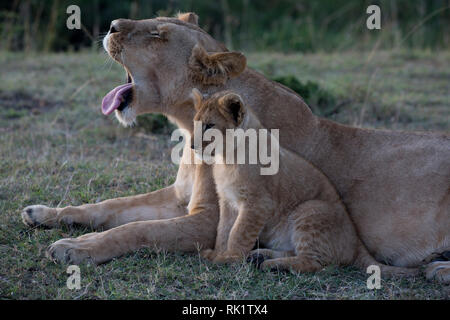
[
  {"x1": 109, "y1": 21, "x2": 119, "y2": 34},
  {"x1": 191, "y1": 144, "x2": 195, "y2": 150},
  {"x1": 109, "y1": 19, "x2": 134, "y2": 34}
]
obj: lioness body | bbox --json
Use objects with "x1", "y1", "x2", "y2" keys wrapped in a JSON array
[{"x1": 21, "y1": 14, "x2": 449, "y2": 282}]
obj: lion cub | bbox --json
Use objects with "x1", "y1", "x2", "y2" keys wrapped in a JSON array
[{"x1": 189, "y1": 89, "x2": 417, "y2": 276}]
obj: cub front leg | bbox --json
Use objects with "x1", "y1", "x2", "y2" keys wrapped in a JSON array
[
  {"x1": 200, "y1": 200, "x2": 237, "y2": 261},
  {"x1": 213, "y1": 204, "x2": 267, "y2": 264}
]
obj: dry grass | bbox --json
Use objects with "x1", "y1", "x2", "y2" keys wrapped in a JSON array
[{"x1": 0, "y1": 49, "x2": 449, "y2": 299}]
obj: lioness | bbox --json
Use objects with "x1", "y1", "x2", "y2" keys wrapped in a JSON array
[
  {"x1": 190, "y1": 89, "x2": 416, "y2": 276},
  {"x1": 21, "y1": 13, "x2": 449, "y2": 283}
]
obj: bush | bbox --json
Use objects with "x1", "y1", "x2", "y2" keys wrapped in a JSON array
[
  {"x1": 136, "y1": 114, "x2": 174, "y2": 134},
  {"x1": 272, "y1": 75, "x2": 338, "y2": 116}
]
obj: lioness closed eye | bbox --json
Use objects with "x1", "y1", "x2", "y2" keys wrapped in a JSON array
[{"x1": 190, "y1": 89, "x2": 418, "y2": 277}]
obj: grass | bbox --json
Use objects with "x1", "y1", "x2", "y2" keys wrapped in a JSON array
[{"x1": 0, "y1": 49, "x2": 449, "y2": 300}]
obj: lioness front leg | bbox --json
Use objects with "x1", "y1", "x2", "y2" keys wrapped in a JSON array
[
  {"x1": 47, "y1": 209, "x2": 218, "y2": 264},
  {"x1": 21, "y1": 184, "x2": 188, "y2": 230},
  {"x1": 46, "y1": 163, "x2": 219, "y2": 264}
]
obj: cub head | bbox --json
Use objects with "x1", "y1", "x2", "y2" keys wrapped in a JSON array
[
  {"x1": 190, "y1": 89, "x2": 246, "y2": 155},
  {"x1": 102, "y1": 13, "x2": 246, "y2": 126}
]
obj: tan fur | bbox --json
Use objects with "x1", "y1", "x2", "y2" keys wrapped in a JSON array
[
  {"x1": 177, "y1": 12, "x2": 199, "y2": 26},
  {"x1": 189, "y1": 45, "x2": 247, "y2": 85},
  {"x1": 21, "y1": 13, "x2": 449, "y2": 283},
  {"x1": 192, "y1": 91, "x2": 417, "y2": 276}
]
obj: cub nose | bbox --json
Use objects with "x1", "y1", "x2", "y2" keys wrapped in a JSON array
[{"x1": 191, "y1": 144, "x2": 195, "y2": 150}]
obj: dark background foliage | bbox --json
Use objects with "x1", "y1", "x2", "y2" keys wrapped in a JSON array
[{"x1": 1, "y1": 0, "x2": 449, "y2": 53}]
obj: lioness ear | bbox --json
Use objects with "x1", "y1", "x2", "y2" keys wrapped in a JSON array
[
  {"x1": 177, "y1": 12, "x2": 199, "y2": 26},
  {"x1": 190, "y1": 88, "x2": 203, "y2": 111},
  {"x1": 218, "y1": 93, "x2": 245, "y2": 125},
  {"x1": 189, "y1": 44, "x2": 247, "y2": 85}
]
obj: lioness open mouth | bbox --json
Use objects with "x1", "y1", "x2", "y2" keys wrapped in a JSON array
[{"x1": 101, "y1": 72, "x2": 133, "y2": 116}]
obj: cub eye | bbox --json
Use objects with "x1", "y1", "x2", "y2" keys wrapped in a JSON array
[{"x1": 204, "y1": 123, "x2": 214, "y2": 131}]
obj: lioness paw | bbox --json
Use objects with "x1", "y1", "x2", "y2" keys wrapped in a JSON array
[
  {"x1": 45, "y1": 232, "x2": 107, "y2": 265},
  {"x1": 21, "y1": 205, "x2": 58, "y2": 227},
  {"x1": 425, "y1": 261, "x2": 450, "y2": 284},
  {"x1": 46, "y1": 239, "x2": 92, "y2": 265}
]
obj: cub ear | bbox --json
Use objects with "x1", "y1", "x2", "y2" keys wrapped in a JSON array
[
  {"x1": 218, "y1": 93, "x2": 245, "y2": 125},
  {"x1": 177, "y1": 12, "x2": 198, "y2": 25},
  {"x1": 189, "y1": 44, "x2": 247, "y2": 85},
  {"x1": 190, "y1": 88, "x2": 203, "y2": 111}
]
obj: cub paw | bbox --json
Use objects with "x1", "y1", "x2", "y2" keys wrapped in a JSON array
[
  {"x1": 21, "y1": 205, "x2": 58, "y2": 228},
  {"x1": 247, "y1": 252, "x2": 266, "y2": 269},
  {"x1": 200, "y1": 249, "x2": 218, "y2": 261},
  {"x1": 213, "y1": 251, "x2": 242, "y2": 264}
]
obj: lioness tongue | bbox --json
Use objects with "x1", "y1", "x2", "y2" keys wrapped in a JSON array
[{"x1": 101, "y1": 83, "x2": 133, "y2": 115}]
